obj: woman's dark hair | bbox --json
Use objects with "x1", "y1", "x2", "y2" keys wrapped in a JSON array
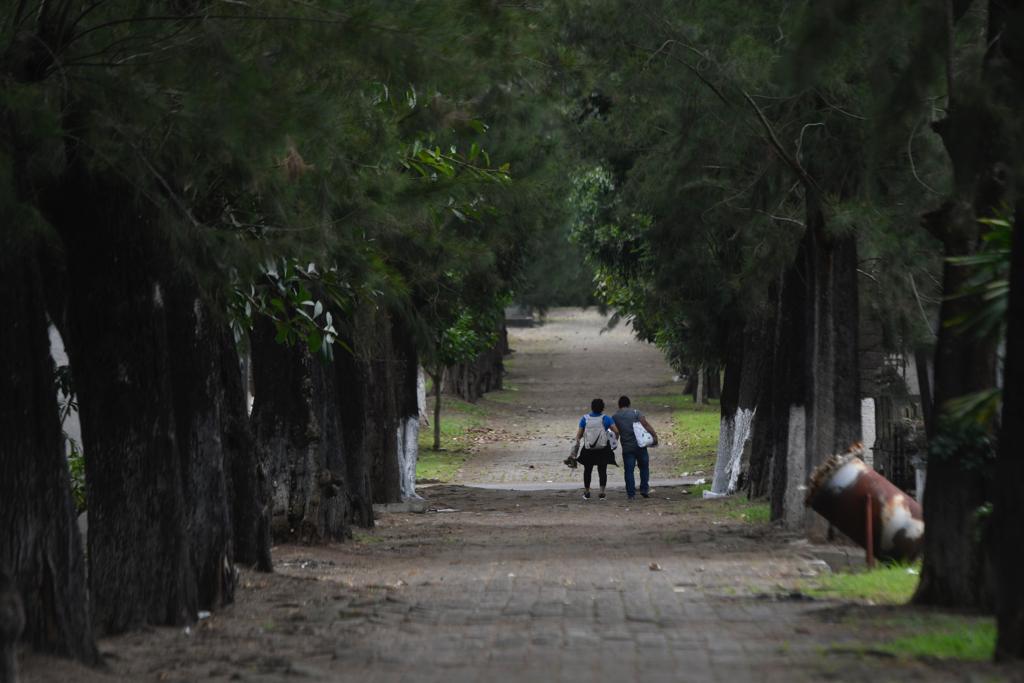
[
  {"x1": 618, "y1": 395, "x2": 631, "y2": 408},
  {"x1": 590, "y1": 398, "x2": 604, "y2": 413}
]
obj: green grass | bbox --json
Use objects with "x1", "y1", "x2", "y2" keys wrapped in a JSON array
[
  {"x1": 833, "y1": 612, "x2": 996, "y2": 663},
  {"x1": 807, "y1": 564, "x2": 997, "y2": 662},
  {"x1": 416, "y1": 396, "x2": 488, "y2": 482},
  {"x1": 804, "y1": 563, "x2": 921, "y2": 604},
  {"x1": 880, "y1": 619, "x2": 995, "y2": 661},
  {"x1": 722, "y1": 500, "x2": 771, "y2": 523},
  {"x1": 688, "y1": 485, "x2": 771, "y2": 524},
  {"x1": 637, "y1": 393, "x2": 720, "y2": 473}
]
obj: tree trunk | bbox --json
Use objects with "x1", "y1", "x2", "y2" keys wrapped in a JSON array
[
  {"x1": 801, "y1": 196, "x2": 862, "y2": 538},
  {"x1": 747, "y1": 281, "x2": 782, "y2": 500},
  {"x1": 713, "y1": 322, "x2": 767, "y2": 496},
  {"x1": 250, "y1": 320, "x2": 351, "y2": 544},
  {"x1": 995, "y1": 200, "x2": 1024, "y2": 659},
  {"x1": 433, "y1": 370, "x2": 443, "y2": 451},
  {"x1": 393, "y1": 323, "x2": 421, "y2": 500},
  {"x1": 165, "y1": 283, "x2": 236, "y2": 609},
  {"x1": 0, "y1": 246, "x2": 97, "y2": 663},
  {"x1": 0, "y1": 569, "x2": 26, "y2": 682},
  {"x1": 335, "y1": 328, "x2": 374, "y2": 528},
  {"x1": 706, "y1": 366, "x2": 722, "y2": 400},
  {"x1": 711, "y1": 332, "x2": 741, "y2": 495},
  {"x1": 220, "y1": 330, "x2": 272, "y2": 570},
  {"x1": 682, "y1": 369, "x2": 696, "y2": 396},
  {"x1": 914, "y1": 201, "x2": 999, "y2": 610},
  {"x1": 914, "y1": 0, "x2": 1024, "y2": 611},
  {"x1": 695, "y1": 366, "x2": 707, "y2": 406},
  {"x1": 766, "y1": 255, "x2": 809, "y2": 525},
  {"x1": 53, "y1": 175, "x2": 197, "y2": 634},
  {"x1": 366, "y1": 312, "x2": 402, "y2": 505}
]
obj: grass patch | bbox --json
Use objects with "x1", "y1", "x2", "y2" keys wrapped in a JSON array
[
  {"x1": 416, "y1": 395, "x2": 488, "y2": 482},
  {"x1": 688, "y1": 487, "x2": 771, "y2": 525},
  {"x1": 881, "y1": 619, "x2": 995, "y2": 661},
  {"x1": 805, "y1": 562, "x2": 921, "y2": 604},
  {"x1": 722, "y1": 500, "x2": 771, "y2": 523},
  {"x1": 416, "y1": 450, "x2": 469, "y2": 482},
  {"x1": 638, "y1": 393, "x2": 720, "y2": 474},
  {"x1": 834, "y1": 612, "x2": 996, "y2": 663},
  {"x1": 481, "y1": 389, "x2": 520, "y2": 405}
]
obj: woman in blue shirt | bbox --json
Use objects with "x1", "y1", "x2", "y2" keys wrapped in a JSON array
[{"x1": 574, "y1": 398, "x2": 620, "y2": 500}]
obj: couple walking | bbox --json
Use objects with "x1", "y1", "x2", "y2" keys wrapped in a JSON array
[{"x1": 573, "y1": 396, "x2": 659, "y2": 500}]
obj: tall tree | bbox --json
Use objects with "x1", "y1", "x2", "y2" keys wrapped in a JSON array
[{"x1": 0, "y1": 228, "x2": 97, "y2": 662}]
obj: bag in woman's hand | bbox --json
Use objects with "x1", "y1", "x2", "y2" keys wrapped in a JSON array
[{"x1": 564, "y1": 441, "x2": 580, "y2": 469}]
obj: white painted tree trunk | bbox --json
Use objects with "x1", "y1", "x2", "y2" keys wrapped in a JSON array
[
  {"x1": 860, "y1": 398, "x2": 876, "y2": 467},
  {"x1": 396, "y1": 417, "x2": 421, "y2": 501},
  {"x1": 783, "y1": 405, "x2": 807, "y2": 530},
  {"x1": 710, "y1": 408, "x2": 756, "y2": 495},
  {"x1": 417, "y1": 366, "x2": 429, "y2": 426}
]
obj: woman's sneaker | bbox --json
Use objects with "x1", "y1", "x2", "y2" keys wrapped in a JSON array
[
  {"x1": 598, "y1": 492, "x2": 607, "y2": 500},
  {"x1": 583, "y1": 490, "x2": 591, "y2": 500}
]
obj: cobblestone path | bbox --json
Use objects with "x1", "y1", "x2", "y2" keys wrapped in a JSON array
[
  {"x1": 21, "y1": 310, "x2": 1013, "y2": 682},
  {"x1": 455, "y1": 309, "x2": 689, "y2": 487}
]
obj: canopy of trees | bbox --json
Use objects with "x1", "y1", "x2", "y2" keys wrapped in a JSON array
[{"x1": 2, "y1": 0, "x2": 1023, "y2": 671}]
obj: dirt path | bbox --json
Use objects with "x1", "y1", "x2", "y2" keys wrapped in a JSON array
[
  {"x1": 455, "y1": 308, "x2": 689, "y2": 487},
  {"x1": 20, "y1": 309, "x2": 1014, "y2": 682}
]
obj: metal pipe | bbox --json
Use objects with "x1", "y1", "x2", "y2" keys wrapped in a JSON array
[{"x1": 806, "y1": 443, "x2": 924, "y2": 562}]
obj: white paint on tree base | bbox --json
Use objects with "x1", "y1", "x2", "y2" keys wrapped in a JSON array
[
  {"x1": 417, "y1": 366, "x2": 429, "y2": 426},
  {"x1": 783, "y1": 404, "x2": 807, "y2": 530},
  {"x1": 860, "y1": 398, "x2": 876, "y2": 467},
  {"x1": 396, "y1": 416, "x2": 421, "y2": 501},
  {"x1": 710, "y1": 407, "x2": 756, "y2": 495}
]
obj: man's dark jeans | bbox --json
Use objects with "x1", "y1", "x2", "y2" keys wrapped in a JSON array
[{"x1": 623, "y1": 447, "x2": 650, "y2": 497}]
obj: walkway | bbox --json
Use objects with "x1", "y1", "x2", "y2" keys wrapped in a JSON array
[
  {"x1": 21, "y1": 309, "x2": 1008, "y2": 682},
  {"x1": 455, "y1": 308, "x2": 687, "y2": 488}
]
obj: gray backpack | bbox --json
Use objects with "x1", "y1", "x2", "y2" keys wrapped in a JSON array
[{"x1": 583, "y1": 415, "x2": 609, "y2": 449}]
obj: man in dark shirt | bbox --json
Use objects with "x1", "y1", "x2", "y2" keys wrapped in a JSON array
[{"x1": 612, "y1": 396, "x2": 658, "y2": 499}]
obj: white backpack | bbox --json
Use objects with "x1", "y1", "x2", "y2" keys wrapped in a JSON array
[{"x1": 583, "y1": 415, "x2": 609, "y2": 449}]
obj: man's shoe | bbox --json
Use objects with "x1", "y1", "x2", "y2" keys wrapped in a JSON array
[
  {"x1": 627, "y1": 495, "x2": 635, "y2": 500},
  {"x1": 583, "y1": 490, "x2": 591, "y2": 500},
  {"x1": 641, "y1": 492, "x2": 650, "y2": 498}
]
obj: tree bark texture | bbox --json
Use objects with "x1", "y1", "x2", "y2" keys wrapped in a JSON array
[
  {"x1": 52, "y1": 175, "x2": 197, "y2": 634},
  {"x1": 220, "y1": 330, "x2": 273, "y2": 570},
  {"x1": 442, "y1": 321, "x2": 507, "y2": 403},
  {"x1": 0, "y1": 246, "x2": 97, "y2": 663},
  {"x1": 392, "y1": 321, "x2": 421, "y2": 500},
  {"x1": 164, "y1": 283, "x2": 237, "y2": 608},
  {"x1": 995, "y1": 199, "x2": 1024, "y2": 659},
  {"x1": 992, "y1": 0, "x2": 1024, "y2": 658},
  {"x1": 432, "y1": 370, "x2": 444, "y2": 452},
  {"x1": 914, "y1": 0, "x2": 1019, "y2": 609},
  {"x1": 801, "y1": 197, "x2": 862, "y2": 537},
  {"x1": 365, "y1": 311, "x2": 401, "y2": 505},
  {"x1": 711, "y1": 324, "x2": 764, "y2": 495},
  {"x1": 250, "y1": 321, "x2": 352, "y2": 544},
  {"x1": 914, "y1": 205, "x2": 998, "y2": 609},
  {"x1": 0, "y1": 569, "x2": 26, "y2": 683},
  {"x1": 763, "y1": 256, "x2": 808, "y2": 522},
  {"x1": 335, "y1": 330, "x2": 374, "y2": 529}
]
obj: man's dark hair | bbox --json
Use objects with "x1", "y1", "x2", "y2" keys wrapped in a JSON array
[
  {"x1": 590, "y1": 398, "x2": 604, "y2": 413},
  {"x1": 618, "y1": 395, "x2": 631, "y2": 408}
]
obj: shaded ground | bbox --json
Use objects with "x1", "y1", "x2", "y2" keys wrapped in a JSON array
[{"x1": 19, "y1": 309, "x2": 1022, "y2": 681}]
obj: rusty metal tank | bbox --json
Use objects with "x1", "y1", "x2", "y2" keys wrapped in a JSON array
[{"x1": 805, "y1": 444, "x2": 924, "y2": 562}]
